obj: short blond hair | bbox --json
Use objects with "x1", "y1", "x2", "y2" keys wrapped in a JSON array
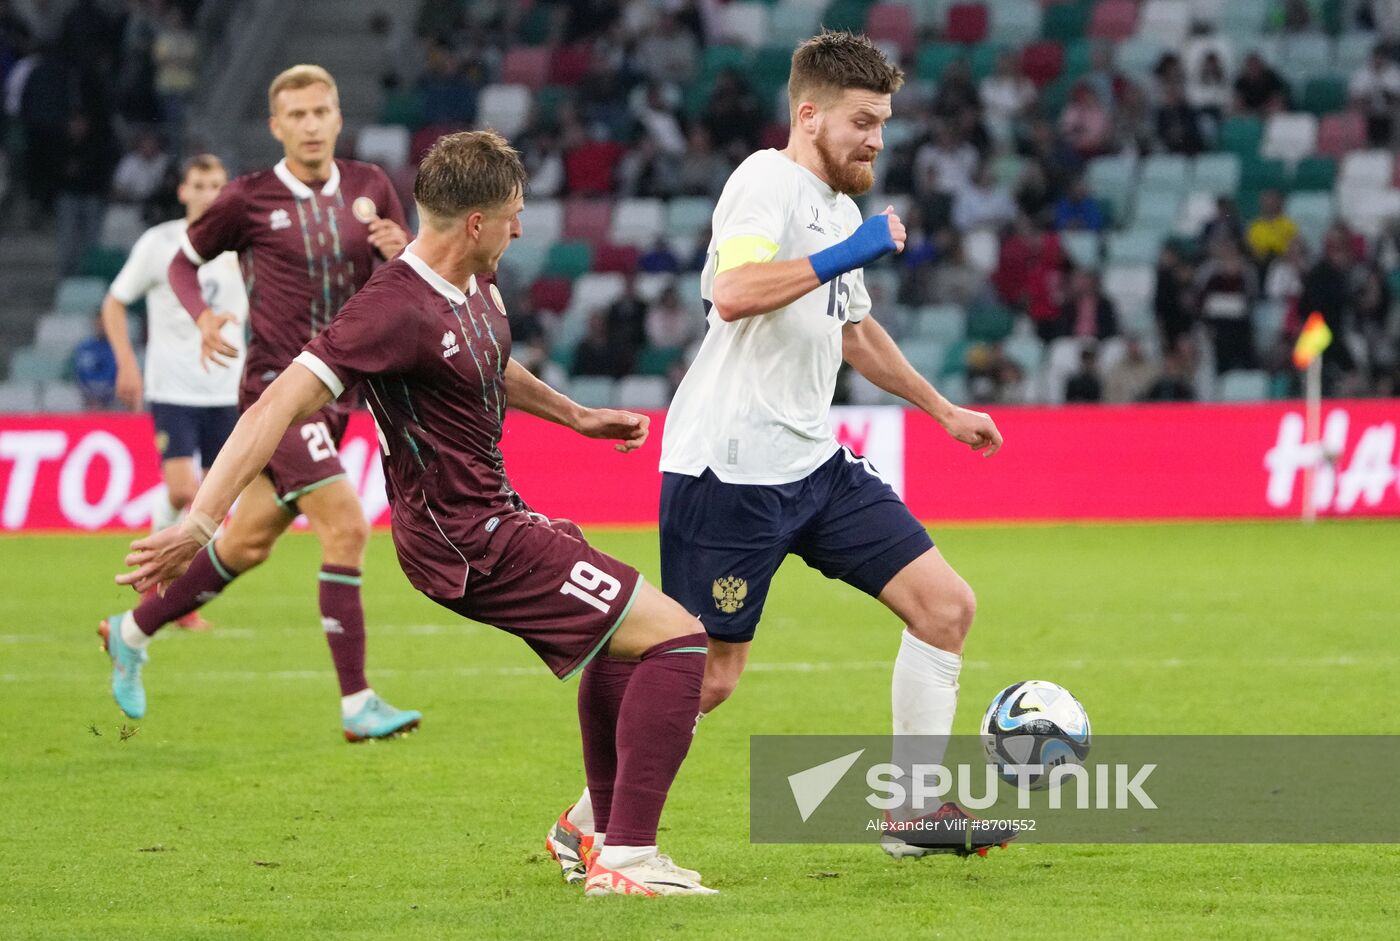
[
  {"x1": 268, "y1": 64, "x2": 339, "y2": 115},
  {"x1": 414, "y1": 130, "x2": 526, "y2": 230}
]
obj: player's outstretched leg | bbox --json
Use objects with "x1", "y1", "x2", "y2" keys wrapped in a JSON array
[
  {"x1": 299, "y1": 481, "x2": 420, "y2": 742},
  {"x1": 576, "y1": 584, "x2": 715, "y2": 897}
]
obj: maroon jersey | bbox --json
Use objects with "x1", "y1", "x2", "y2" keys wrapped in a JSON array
[
  {"x1": 180, "y1": 158, "x2": 407, "y2": 409},
  {"x1": 295, "y1": 248, "x2": 530, "y2": 598}
]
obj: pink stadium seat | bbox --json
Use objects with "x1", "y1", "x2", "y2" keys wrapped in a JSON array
[
  {"x1": 564, "y1": 141, "x2": 626, "y2": 195},
  {"x1": 1088, "y1": 0, "x2": 1138, "y2": 40},
  {"x1": 1316, "y1": 112, "x2": 1366, "y2": 158},
  {"x1": 549, "y1": 44, "x2": 592, "y2": 85},
  {"x1": 866, "y1": 3, "x2": 916, "y2": 58},
  {"x1": 592, "y1": 243, "x2": 641, "y2": 275},
  {"x1": 1021, "y1": 41, "x2": 1065, "y2": 88},
  {"x1": 529, "y1": 276, "x2": 573, "y2": 314},
  {"x1": 409, "y1": 123, "x2": 463, "y2": 164},
  {"x1": 945, "y1": 3, "x2": 989, "y2": 43},
  {"x1": 500, "y1": 47, "x2": 552, "y2": 89},
  {"x1": 563, "y1": 198, "x2": 614, "y2": 243}
]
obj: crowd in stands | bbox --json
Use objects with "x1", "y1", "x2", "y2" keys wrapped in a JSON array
[{"x1": 7, "y1": 0, "x2": 1400, "y2": 411}]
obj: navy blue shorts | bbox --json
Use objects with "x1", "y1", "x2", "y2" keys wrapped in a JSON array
[
  {"x1": 659, "y1": 448, "x2": 935, "y2": 643},
  {"x1": 150, "y1": 403, "x2": 239, "y2": 470}
]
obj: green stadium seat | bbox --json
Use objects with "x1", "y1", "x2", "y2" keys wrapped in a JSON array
[
  {"x1": 53, "y1": 277, "x2": 107, "y2": 314},
  {"x1": 1116, "y1": 37, "x2": 1165, "y2": 79},
  {"x1": 543, "y1": 241, "x2": 593, "y2": 279},
  {"x1": 1281, "y1": 35, "x2": 1335, "y2": 79},
  {"x1": 966, "y1": 302, "x2": 1014, "y2": 342},
  {"x1": 1335, "y1": 31, "x2": 1379, "y2": 72},
  {"x1": 1041, "y1": 1, "x2": 1090, "y2": 41},
  {"x1": 568, "y1": 376, "x2": 617, "y2": 408},
  {"x1": 8, "y1": 346, "x2": 70, "y2": 383},
  {"x1": 899, "y1": 338, "x2": 948, "y2": 380},
  {"x1": 380, "y1": 89, "x2": 425, "y2": 129},
  {"x1": 78, "y1": 246, "x2": 127, "y2": 281},
  {"x1": 909, "y1": 305, "x2": 967, "y2": 344},
  {"x1": 916, "y1": 43, "x2": 965, "y2": 81},
  {"x1": 667, "y1": 197, "x2": 713, "y2": 238},
  {"x1": 1060, "y1": 230, "x2": 1100, "y2": 268},
  {"x1": 1291, "y1": 155, "x2": 1337, "y2": 192},
  {"x1": 1060, "y1": 38, "x2": 1096, "y2": 81},
  {"x1": 1301, "y1": 75, "x2": 1347, "y2": 115},
  {"x1": 988, "y1": 3, "x2": 1042, "y2": 44},
  {"x1": 1107, "y1": 230, "x2": 1162, "y2": 267},
  {"x1": 1241, "y1": 157, "x2": 1289, "y2": 193},
  {"x1": 1039, "y1": 72, "x2": 1077, "y2": 114},
  {"x1": 1218, "y1": 116, "x2": 1264, "y2": 158},
  {"x1": 822, "y1": 0, "x2": 877, "y2": 33},
  {"x1": 968, "y1": 42, "x2": 1006, "y2": 82},
  {"x1": 1284, "y1": 191, "x2": 1335, "y2": 244},
  {"x1": 1140, "y1": 154, "x2": 1190, "y2": 191},
  {"x1": 990, "y1": 153, "x2": 1025, "y2": 189},
  {"x1": 1218, "y1": 0, "x2": 1270, "y2": 38},
  {"x1": 770, "y1": 1, "x2": 824, "y2": 47},
  {"x1": 941, "y1": 338, "x2": 972, "y2": 377},
  {"x1": 637, "y1": 346, "x2": 684, "y2": 376},
  {"x1": 1002, "y1": 334, "x2": 1044, "y2": 375},
  {"x1": 1086, "y1": 153, "x2": 1137, "y2": 205},
  {"x1": 1217, "y1": 370, "x2": 1270, "y2": 402},
  {"x1": 1131, "y1": 190, "x2": 1181, "y2": 234}
]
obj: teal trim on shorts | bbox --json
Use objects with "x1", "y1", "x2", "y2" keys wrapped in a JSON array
[
  {"x1": 562, "y1": 576, "x2": 645, "y2": 682},
  {"x1": 662, "y1": 646, "x2": 707, "y2": 655},
  {"x1": 275, "y1": 473, "x2": 347, "y2": 508},
  {"x1": 206, "y1": 540, "x2": 234, "y2": 583},
  {"x1": 318, "y1": 572, "x2": 362, "y2": 587}
]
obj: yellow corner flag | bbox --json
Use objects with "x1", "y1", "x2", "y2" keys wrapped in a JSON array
[{"x1": 1293, "y1": 312, "x2": 1333, "y2": 369}]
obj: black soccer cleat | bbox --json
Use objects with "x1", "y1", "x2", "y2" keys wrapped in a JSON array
[{"x1": 880, "y1": 802, "x2": 1018, "y2": 859}]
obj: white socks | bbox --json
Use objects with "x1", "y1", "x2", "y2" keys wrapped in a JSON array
[
  {"x1": 891, "y1": 629, "x2": 962, "y2": 821},
  {"x1": 567, "y1": 787, "x2": 595, "y2": 833},
  {"x1": 597, "y1": 843, "x2": 655, "y2": 870},
  {"x1": 120, "y1": 611, "x2": 152, "y2": 650},
  {"x1": 341, "y1": 688, "x2": 375, "y2": 717}
]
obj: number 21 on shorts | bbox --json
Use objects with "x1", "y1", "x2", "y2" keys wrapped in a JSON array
[
  {"x1": 560, "y1": 560, "x2": 620, "y2": 614},
  {"x1": 301, "y1": 421, "x2": 338, "y2": 461}
]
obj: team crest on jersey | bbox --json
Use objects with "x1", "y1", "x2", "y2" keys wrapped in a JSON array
[
  {"x1": 352, "y1": 196, "x2": 378, "y2": 223},
  {"x1": 441, "y1": 330, "x2": 460, "y2": 358},
  {"x1": 489, "y1": 282, "x2": 504, "y2": 311},
  {"x1": 712, "y1": 576, "x2": 748, "y2": 614},
  {"x1": 269, "y1": 208, "x2": 291, "y2": 231}
]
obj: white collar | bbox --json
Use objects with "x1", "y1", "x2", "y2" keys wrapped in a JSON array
[
  {"x1": 273, "y1": 158, "x2": 341, "y2": 199},
  {"x1": 400, "y1": 241, "x2": 477, "y2": 304}
]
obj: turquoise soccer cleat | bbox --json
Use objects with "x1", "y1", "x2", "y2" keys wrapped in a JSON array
[
  {"x1": 342, "y1": 695, "x2": 422, "y2": 742},
  {"x1": 98, "y1": 612, "x2": 148, "y2": 719}
]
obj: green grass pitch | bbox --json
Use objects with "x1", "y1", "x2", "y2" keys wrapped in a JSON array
[{"x1": 2, "y1": 520, "x2": 1397, "y2": 939}]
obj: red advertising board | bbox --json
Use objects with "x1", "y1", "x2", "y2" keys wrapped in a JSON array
[{"x1": 1, "y1": 401, "x2": 1397, "y2": 532}]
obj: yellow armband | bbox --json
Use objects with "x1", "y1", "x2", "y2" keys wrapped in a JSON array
[{"x1": 715, "y1": 235, "x2": 779, "y2": 274}]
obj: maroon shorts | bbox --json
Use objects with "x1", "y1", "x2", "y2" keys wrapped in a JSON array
[
  {"x1": 427, "y1": 515, "x2": 643, "y2": 680},
  {"x1": 263, "y1": 405, "x2": 350, "y2": 509}
]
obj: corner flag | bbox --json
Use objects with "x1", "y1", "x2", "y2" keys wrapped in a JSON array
[{"x1": 1292, "y1": 312, "x2": 1332, "y2": 369}]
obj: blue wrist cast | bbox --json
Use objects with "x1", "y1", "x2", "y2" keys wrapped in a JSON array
[{"x1": 808, "y1": 214, "x2": 897, "y2": 283}]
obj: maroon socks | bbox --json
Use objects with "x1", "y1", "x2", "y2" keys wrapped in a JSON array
[
  {"x1": 318, "y1": 565, "x2": 369, "y2": 697},
  {"x1": 130, "y1": 542, "x2": 235, "y2": 635}
]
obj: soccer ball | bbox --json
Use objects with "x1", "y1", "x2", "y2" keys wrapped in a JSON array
[{"x1": 980, "y1": 680, "x2": 1091, "y2": 789}]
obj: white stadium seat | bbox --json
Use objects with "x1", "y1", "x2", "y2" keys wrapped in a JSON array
[
  {"x1": 608, "y1": 198, "x2": 667, "y2": 248},
  {"x1": 476, "y1": 84, "x2": 532, "y2": 138},
  {"x1": 355, "y1": 125, "x2": 411, "y2": 171}
]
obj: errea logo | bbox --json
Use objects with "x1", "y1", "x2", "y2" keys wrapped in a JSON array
[
  {"x1": 441, "y1": 330, "x2": 460, "y2": 358},
  {"x1": 270, "y1": 209, "x2": 291, "y2": 231}
]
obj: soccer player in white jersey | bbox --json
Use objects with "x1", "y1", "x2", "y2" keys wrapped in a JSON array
[
  {"x1": 546, "y1": 31, "x2": 1009, "y2": 876},
  {"x1": 100, "y1": 154, "x2": 247, "y2": 630}
]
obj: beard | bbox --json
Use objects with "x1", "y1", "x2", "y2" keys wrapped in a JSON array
[{"x1": 815, "y1": 128, "x2": 876, "y2": 196}]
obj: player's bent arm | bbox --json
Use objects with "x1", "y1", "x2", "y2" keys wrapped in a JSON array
[
  {"x1": 503, "y1": 357, "x2": 585, "y2": 429},
  {"x1": 99, "y1": 292, "x2": 140, "y2": 375},
  {"x1": 712, "y1": 258, "x2": 822, "y2": 321},
  {"x1": 187, "y1": 364, "x2": 334, "y2": 523},
  {"x1": 167, "y1": 251, "x2": 213, "y2": 323}
]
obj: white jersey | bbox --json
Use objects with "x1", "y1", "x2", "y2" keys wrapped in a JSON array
[
  {"x1": 109, "y1": 218, "x2": 247, "y2": 406},
  {"x1": 660, "y1": 149, "x2": 871, "y2": 484}
]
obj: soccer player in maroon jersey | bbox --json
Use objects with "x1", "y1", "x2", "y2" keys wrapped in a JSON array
[
  {"x1": 99, "y1": 65, "x2": 421, "y2": 742},
  {"x1": 118, "y1": 130, "x2": 716, "y2": 896}
]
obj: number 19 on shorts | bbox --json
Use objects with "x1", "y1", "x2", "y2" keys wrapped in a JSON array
[{"x1": 560, "y1": 561, "x2": 620, "y2": 614}]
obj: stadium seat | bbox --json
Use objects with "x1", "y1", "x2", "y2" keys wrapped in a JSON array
[
  {"x1": 1217, "y1": 117, "x2": 1264, "y2": 158},
  {"x1": 769, "y1": 0, "x2": 825, "y2": 47},
  {"x1": 529, "y1": 276, "x2": 573, "y2": 314},
  {"x1": 35, "y1": 313, "x2": 91, "y2": 350},
  {"x1": 1300, "y1": 76, "x2": 1348, "y2": 115},
  {"x1": 1041, "y1": 1, "x2": 1089, "y2": 41},
  {"x1": 1285, "y1": 190, "x2": 1334, "y2": 245},
  {"x1": 564, "y1": 141, "x2": 626, "y2": 195},
  {"x1": 1316, "y1": 112, "x2": 1366, "y2": 157},
  {"x1": 917, "y1": 43, "x2": 964, "y2": 81},
  {"x1": 79, "y1": 246, "x2": 127, "y2": 281},
  {"x1": 1088, "y1": 0, "x2": 1137, "y2": 40},
  {"x1": 666, "y1": 197, "x2": 714, "y2": 240},
  {"x1": 476, "y1": 84, "x2": 532, "y2": 138},
  {"x1": 519, "y1": 199, "x2": 564, "y2": 246},
  {"x1": 615, "y1": 375, "x2": 671, "y2": 408},
  {"x1": 1140, "y1": 155, "x2": 1190, "y2": 192},
  {"x1": 1262, "y1": 113, "x2": 1319, "y2": 163},
  {"x1": 548, "y1": 45, "x2": 593, "y2": 85},
  {"x1": 945, "y1": 3, "x2": 990, "y2": 43},
  {"x1": 1217, "y1": 370, "x2": 1270, "y2": 401},
  {"x1": 637, "y1": 344, "x2": 684, "y2": 376},
  {"x1": 53, "y1": 278, "x2": 107, "y2": 315},
  {"x1": 1116, "y1": 37, "x2": 1165, "y2": 78},
  {"x1": 1115, "y1": 301, "x2": 1156, "y2": 338},
  {"x1": 591, "y1": 243, "x2": 640, "y2": 275},
  {"x1": 563, "y1": 198, "x2": 614, "y2": 244},
  {"x1": 1107, "y1": 230, "x2": 1161, "y2": 267},
  {"x1": 1337, "y1": 186, "x2": 1400, "y2": 237},
  {"x1": 1252, "y1": 299, "x2": 1288, "y2": 357},
  {"x1": 500, "y1": 47, "x2": 553, "y2": 89},
  {"x1": 714, "y1": 2, "x2": 770, "y2": 49},
  {"x1": 568, "y1": 376, "x2": 617, "y2": 408},
  {"x1": 963, "y1": 229, "x2": 1000, "y2": 273},
  {"x1": 1021, "y1": 41, "x2": 1065, "y2": 87},
  {"x1": 1177, "y1": 191, "x2": 1221, "y2": 236},
  {"x1": 41, "y1": 382, "x2": 83, "y2": 412},
  {"x1": 1191, "y1": 153, "x2": 1241, "y2": 195},
  {"x1": 355, "y1": 125, "x2": 411, "y2": 171},
  {"x1": 1139, "y1": 0, "x2": 1192, "y2": 45},
  {"x1": 8, "y1": 346, "x2": 68, "y2": 383},
  {"x1": 633, "y1": 272, "x2": 675, "y2": 304},
  {"x1": 908, "y1": 304, "x2": 968, "y2": 343},
  {"x1": 1280, "y1": 35, "x2": 1333, "y2": 79},
  {"x1": 1102, "y1": 266, "x2": 1156, "y2": 318},
  {"x1": 988, "y1": 3, "x2": 1042, "y2": 44},
  {"x1": 98, "y1": 205, "x2": 145, "y2": 251},
  {"x1": 898, "y1": 338, "x2": 947, "y2": 380},
  {"x1": 1339, "y1": 150, "x2": 1394, "y2": 188},
  {"x1": 1189, "y1": 0, "x2": 1228, "y2": 25},
  {"x1": 609, "y1": 198, "x2": 667, "y2": 248},
  {"x1": 936, "y1": 371, "x2": 968, "y2": 402},
  {"x1": 1060, "y1": 230, "x2": 1100, "y2": 268},
  {"x1": 966, "y1": 302, "x2": 1014, "y2": 342},
  {"x1": 1334, "y1": 31, "x2": 1378, "y2": 73},
  {"x1": 1002, "y1": 334, "x2": 1044, "y2": 375},
  {"x1": 1086, "y1": 153, "x2": 1137, "y2": 205},
  {"x1": 543, "y1": 241, "x2": 593, "y2": 279},
  {"x1": 1291, "y1": 155, "x2": 1337, "y2": 192},
  {"x1": 865, "y1": 3, "x2": 916, "y2": 57},
  {"x1": 568, "y1": 272, "x2": 628, "y2": 318},
  {"x1": 1132, "y1": 190, "x2": 1182, "y2": 234},
  {"x1": 0, "y1": 381, "x2": 40, "y2": 411},
  {"x1": 1218, "y1": 0, "x2": 1270, "y2": 37},
  {"x1": 1242, "y1": 156, "x2": 1289, "y2": 194}
]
